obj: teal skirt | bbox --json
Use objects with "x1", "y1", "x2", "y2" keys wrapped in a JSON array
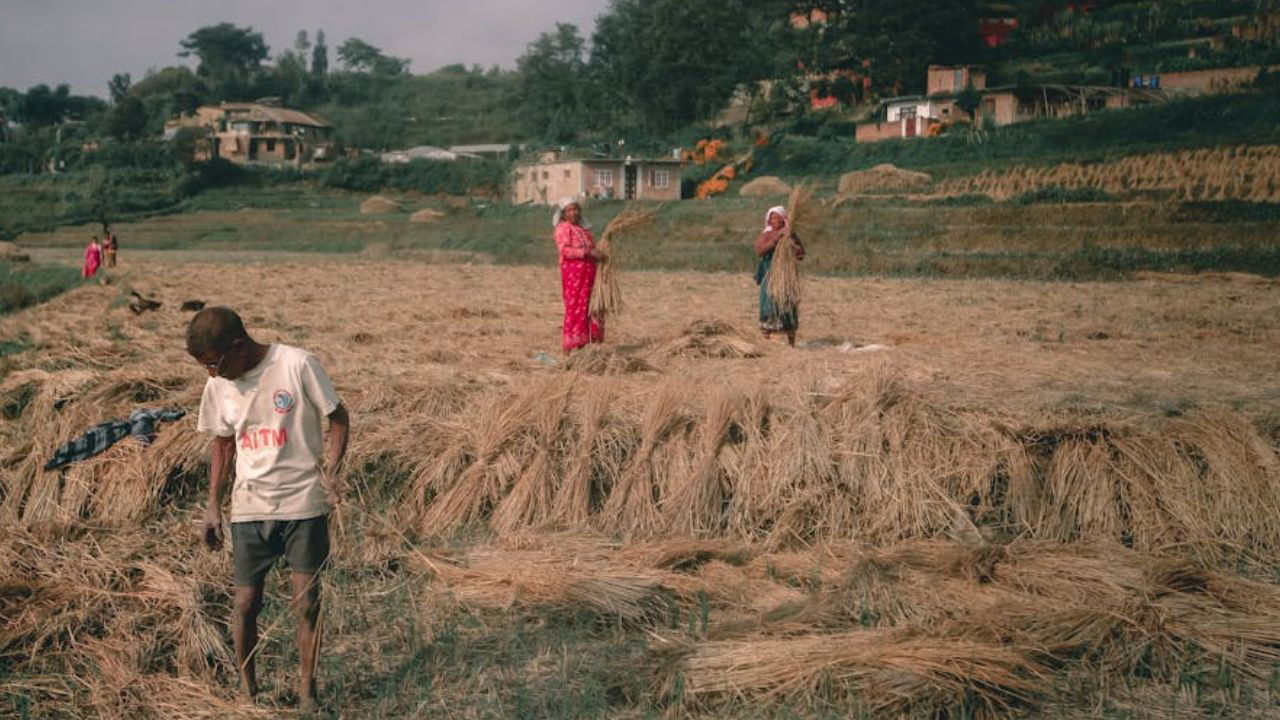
[{"x1": 755, "y1": 254, "x2": 798, "y2": 333}]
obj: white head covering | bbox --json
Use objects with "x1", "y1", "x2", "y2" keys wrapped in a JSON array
[
  {"x1": 763, "y1": 205, "x2": 788, "y2": 232},
  {"x1": 553, "y1": 197, "x2": 591, "y2": 229}
]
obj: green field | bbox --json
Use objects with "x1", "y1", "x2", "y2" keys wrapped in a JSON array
[{"x1": 12, "y1": 185, "x2": 1280, "y2": 282}]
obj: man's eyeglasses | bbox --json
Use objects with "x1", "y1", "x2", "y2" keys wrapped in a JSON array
[{"x1": 204, "y1": 352, "x2": 228, "y2": 375}]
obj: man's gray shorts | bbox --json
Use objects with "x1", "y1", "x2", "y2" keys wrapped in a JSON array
[{"x1": 231, "y1": 515, "x2": 330, "y2": 586}]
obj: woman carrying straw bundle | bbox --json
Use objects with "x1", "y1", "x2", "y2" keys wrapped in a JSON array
[
  {"x1": 754, "y1": 205, "x2": 805, "y2": 346},
  {"x1": 553, "y1": 198, "x2": 604, "y2": 354}
]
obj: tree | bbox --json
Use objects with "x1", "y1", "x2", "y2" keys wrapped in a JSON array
[
  {"x1": 179, "y1": 23, "x2": 269, "y2": 100},
  {"x1": 311, "y1": 30, "x2": 329, "y2": 77},
  {"x1": 294, "y1": 30, "x2": 311, "y2": 66},
  {"x1": 108, "y1": 73, "x2": 132, "y2": 105},
  {"x1": 589, "y1": 0, "x2": 786, "y2": 133},
  {"x1": 515, "y1": 23, "x2": 590, "y2": 141},
  {"x1": 337, "y1": 37, "x2": 409, "y2": 75},
  {"x1": 131, "y1": 66, "x2": 207, "y2": 116},
  {"x1": 954, "y1": 83, "x2": 982, "y2": 122},
  {"x1": 784, "y1": 0, "x2": 982, "y2": 97},
  {"x1": 17, "y1": 84, "x2": 71, "y2": 127},
  {"x1": 105, "y1": 95, "x2": 149, "y2": 140},
  {"x1": 271, "y1": 50, "x2": 310, "y2": 106}
]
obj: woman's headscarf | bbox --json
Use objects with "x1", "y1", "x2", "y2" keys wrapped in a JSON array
[
  {"x1": 763, "y1": 205, "x2": 788, "y2": 232},
  {"x1": 553, "y1": 197, "x2": 591, "y2": 229}
]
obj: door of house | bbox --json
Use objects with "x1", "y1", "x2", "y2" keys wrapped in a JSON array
[
  {"x1": 982, "y1": 97, "x2": 997, "y2": 126},
  {"x1": 248, "y1": 139, "x2": 259, "y2": 160},
  {"x1": 901, "y1": 107, "x2": 917, "y2": 137},
  {"x1": 624, "y1": 165, "x2": 638, "y2": 200}
]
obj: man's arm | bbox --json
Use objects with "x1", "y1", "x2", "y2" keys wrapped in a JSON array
[
  {"x1": 204, "y1": 434, "x2": 236, "y2": 550},
  {"x1": 324, "y1": 404, "x2": 350, "y2": 484}
]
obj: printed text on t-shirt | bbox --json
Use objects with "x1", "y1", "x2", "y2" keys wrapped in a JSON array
[{"x1": 240, "y1": 427, "x2": 287, "y2": 451}]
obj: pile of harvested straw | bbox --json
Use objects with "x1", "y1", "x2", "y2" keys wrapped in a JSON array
[
  {"x1": 562, "y1": 344, "x2": 655, "y2": 375},
  {"x1": 655, "y1": 319, "x2": 762, "y2": 359},
  {"x1": 589, "y1": 206, "x2": 653, "y2": 318},
  {"x1": 765, "y1": 185, "x2": 809, "y2": 311}
]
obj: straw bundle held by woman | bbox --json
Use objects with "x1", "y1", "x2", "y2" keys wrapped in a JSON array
[
  {"x1": 589, "y1": 207, "x2": 653, "y2": 318},
  {"x1": 765, "y1": 186, "x2": 808, "y2": 311}
]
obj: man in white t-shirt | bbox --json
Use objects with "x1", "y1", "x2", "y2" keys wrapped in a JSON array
[{"x1": 188, "y1": 307, "x2": 350, "y2": 710}]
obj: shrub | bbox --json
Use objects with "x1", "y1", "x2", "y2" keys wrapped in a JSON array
[
  {"x1": 320, "y1": 156, "x2": 509, "y2": 195},
  {"x1": 0, "y1": 261, "x2": 82, "y2": 314},
  {"x1": 1011, "y1": 186, "x2": 1115, "y2": 205}
]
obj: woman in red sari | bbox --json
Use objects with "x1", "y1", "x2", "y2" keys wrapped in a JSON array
[
  {"x1": 553, "y1": 198, "x2": 603, "y2": 353},
  {"x1": 82, "y1": 236, "x2": 102, "y2": 279}
]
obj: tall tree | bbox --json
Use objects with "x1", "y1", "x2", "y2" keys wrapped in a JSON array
[
  {"x1": 788, "y1": 0, "x2": 982, "y2": 96},
  {"x1": 105, "y1": 95, "x2": 149, "y2": 139},
  {"x1": 337, "y1": 37, "x2": 409, "y2": 75},
  {"x1": 515, "y1": 23, "x2": 590, "y2": 141},
  {"x1": 17, "y1": 84, "x2": 71, "y2": 127},
  {"x1": 130, "y1": 66, "x2": 207, "y2": 115},
  {"x1": 273, "y1": 50, "x2": 309, "y2": 105},
  {"x1": 589, "y1": 0, "x2": 787, "y2": 133},
  {"x1": 294, "y1": 30, "x2": 311, "y2": 66},
  {"x1": 311, "y1": 30, "x2": 329, "y2": 77},
  {"x1": 108, "y1": 73, "x2": 132, "y2": 105},
  {"x1": 178, "y1": 23, "x2": 269, "y2": 100}
]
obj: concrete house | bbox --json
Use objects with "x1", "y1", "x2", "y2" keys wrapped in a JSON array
[
  {"x1": 856, "y1": 65, "x2": 1158, "y2": 143},
  {"x1": 512, "y1": 157, "x2": 683, "y2": 205}
]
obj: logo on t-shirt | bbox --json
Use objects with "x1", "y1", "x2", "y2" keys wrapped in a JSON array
[{"x1": 272, "y1": 389, "x2": 296, "y2": 414}]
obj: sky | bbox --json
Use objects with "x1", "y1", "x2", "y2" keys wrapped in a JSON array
[{"x1": 0, "y1": 0, "x2": 611, "y2": 97}]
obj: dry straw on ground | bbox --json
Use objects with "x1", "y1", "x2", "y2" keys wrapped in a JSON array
[
  {"x1": 940, "y1": 145, "x2": 1280, "y2": 202},
  {"x1": 2, "y1": 259, "x2": 1279, "y2": 717}
]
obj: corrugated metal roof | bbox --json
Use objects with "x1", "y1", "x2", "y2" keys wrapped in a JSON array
[
  {"x1": 449, "y1": 143, "x2": 511, "y2": 154},
  {"x1": 220, "y1": 103, "x2": 331, "y2": 127}
]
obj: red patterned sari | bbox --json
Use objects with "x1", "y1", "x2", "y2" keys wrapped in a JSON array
[{"x1": 554, "y1": 221, "x2": 604, "y2": 352}]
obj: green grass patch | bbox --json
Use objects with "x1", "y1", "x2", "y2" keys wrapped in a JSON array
[{"x1": 0, "y1": 261, "x2": 82, "y2": 314}]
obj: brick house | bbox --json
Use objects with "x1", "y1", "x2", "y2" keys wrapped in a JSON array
[
  {"x1": 512, "y1": 157, "x2": 683, "y2": 205},
  {"x1": 167, "y1": 102, "x2": 335, "y2": 166}
]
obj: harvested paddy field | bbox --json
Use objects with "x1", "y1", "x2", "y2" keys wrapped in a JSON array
[{"x1": 3, "y1": 257, "x2": 1280, "y2": 718}]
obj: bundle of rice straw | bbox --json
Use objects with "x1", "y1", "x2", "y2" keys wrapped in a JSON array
[
  {"x1": 590, "y1": 206, "x2": 654, "y2": 318},
  {"x1": 765, "y1": 185, "x2": 809, "y2": 310}
]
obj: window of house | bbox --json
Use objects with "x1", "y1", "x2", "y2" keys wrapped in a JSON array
[
  {"x1": 542, "y1": 170, "x2": 550, "y2": 180},
  {"x1": 564, "y1": 169, "x2": 572, "y2": 179},
  {"x1": 266, "y1": 139, "x2": 276, "y2": 152},
  {"x1": 593, "y1": 168, "x2": 614, "y2": 188},
  {"x1": 651, "y1": 169, "x2": 670, "y2": 189}
]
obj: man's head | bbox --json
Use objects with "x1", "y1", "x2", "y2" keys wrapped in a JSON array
[{"x1": 187, "y1": 306, "x2": 253, "y2": 378}]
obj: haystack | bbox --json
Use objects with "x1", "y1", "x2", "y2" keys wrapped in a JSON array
[
  {"x1": 562, "y1": 345, "x2": 655, "y2": 375},
  {"x1": 738, "y1": 176, "x2": 791, "y2": 197},
  {"x1": 655, "y1": 319, "x2": 763, "y2": 359},
  {"x1": 409, "y1": 208, "x2": 446, "y2": 223},
  {"x1": 0, "y1": 241, "x2": 30, "y2": 262},
  {"x1": 838, "y1": 164, "x2": 933, "y2": 194},
  {"x1": 360, "y1": 195, "x2": 402, "y2": 214}
]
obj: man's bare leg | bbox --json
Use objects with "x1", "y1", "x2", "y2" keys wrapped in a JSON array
[
  {"x1": 232, "y1": 584, "x2": 263, "y2": 698},
  {"x1": 290, "y1": 572, "x2": 322, "y2": 711}
]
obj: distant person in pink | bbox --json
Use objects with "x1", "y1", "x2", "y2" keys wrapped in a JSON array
[
  {"x1": 553, "y1": 198, "x2": 603, "y2": 353},
  {"x1": 82, "y1": 236, "x2": 102, "y2": 278}
]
